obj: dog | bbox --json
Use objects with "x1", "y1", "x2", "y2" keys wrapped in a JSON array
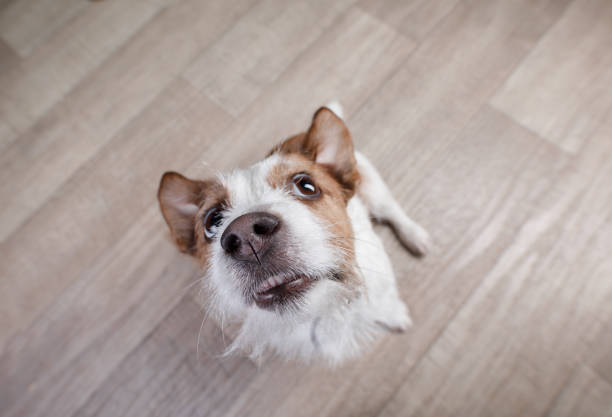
[{"x1": 158, "y1": 102, "x2": 431, "y2": 365}]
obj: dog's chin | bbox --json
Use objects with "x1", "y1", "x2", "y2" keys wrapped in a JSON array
[{"x1": 250, "y1": 273, "x2": 316, "y2": 311}]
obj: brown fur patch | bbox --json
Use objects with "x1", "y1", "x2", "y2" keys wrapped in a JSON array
[
  {"x1": 270, "y1": 108, "x2": 361, "y2": 200},
  {"x1": 158, "y1": 172, "x2": 228, "y2": 261},
  {"x1": 266, "y1": 153, "x2": 359, "y2": 284},
  {"x1": 268, "y1": 133, "x2": 311, "y2": 158},
  {"x1": 306, "y1": 108, "x2": 360, "y2": 196}
]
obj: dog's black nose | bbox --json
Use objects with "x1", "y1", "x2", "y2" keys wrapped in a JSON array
[{"x1": 220, "y1": 212, "x2": 281, "y2": 262}]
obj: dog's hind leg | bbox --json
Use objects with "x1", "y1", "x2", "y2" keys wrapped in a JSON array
[{"x1": 355, "y1": 151, "x2": 432, "y2": 256}]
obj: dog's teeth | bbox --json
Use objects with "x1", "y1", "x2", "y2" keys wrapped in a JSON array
[
  {"x1": 258, "y1": 292, "x2": 274, "y2": 300},
  {"x1": 257, "y1": 275, "x2": 308, "y2": 294},
  {"x1": 258, "y1": 276, "x2": 282, "y2": 293},
  {"x1": 287, "y1": 277, "x2": 303, "y2": 287}
]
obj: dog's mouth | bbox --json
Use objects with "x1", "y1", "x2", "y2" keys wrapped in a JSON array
[{"x1": 253, "y1": 274, "x2": 315, "y2": 309}]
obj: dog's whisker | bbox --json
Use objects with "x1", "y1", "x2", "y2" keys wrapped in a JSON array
[
  {"x1": 180, "y1": 276, "x2": 207, "y2": 294},
  {"x1": 196, "y1": 306, "x2": 213, "y2": 362},
  {"x1": 327, "y1": 235, "x2": 381, "y2": 247}
]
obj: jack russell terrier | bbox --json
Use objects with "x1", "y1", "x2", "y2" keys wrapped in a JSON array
[{"x1": 158, "y1": 102, "x2": 431, "y2": 365}]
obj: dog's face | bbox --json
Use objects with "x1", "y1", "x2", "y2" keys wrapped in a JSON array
[{"x1": 158, "y1": 108, "x2": 361, "y2": 316}]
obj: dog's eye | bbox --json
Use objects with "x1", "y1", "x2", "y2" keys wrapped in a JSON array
[
  {"x1": 203, "y1": 207, "x2": 223, "y2": 240},
  {"x1": 292, "y1": 174, "x2": 320, "y2": 198}
]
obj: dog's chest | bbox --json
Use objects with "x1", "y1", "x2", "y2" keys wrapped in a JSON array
[{"x1": 275, "y1": 197, "x2": 396, "y2": 362}]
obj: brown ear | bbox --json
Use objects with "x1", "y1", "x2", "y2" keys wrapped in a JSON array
[
  {"x1": 274, "y1": 107, "x2": 358, "y2": 195},
  {"x1": 158, "y1": 172, "x2": 206, "y2": 254}
]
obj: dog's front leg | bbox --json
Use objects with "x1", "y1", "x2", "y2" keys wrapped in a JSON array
[{"x1": 355, "y1": 151, "x2": 432, "y2": 256}]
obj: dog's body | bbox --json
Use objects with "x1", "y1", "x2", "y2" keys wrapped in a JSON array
[{"x1": 158, "y1": 103, "x2": 430, "y2": 365}]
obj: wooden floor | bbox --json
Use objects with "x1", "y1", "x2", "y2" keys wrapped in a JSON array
[{"x1": 2, "y1": 0, "x2": 612, "y2": 416}]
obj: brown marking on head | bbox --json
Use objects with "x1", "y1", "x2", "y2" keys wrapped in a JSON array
[
  {"x1": 158, "y1": 172, "x2": 228, "y2": 260},
  {"x1": 269, "y1": 107, "x2": 360, "y2": 201},
  {"x1": 267, "y1": 107, "x2": 362, "y2": 286},
  {"x1": 267, "y1": 153, "x2": 353, "y2": 233}
]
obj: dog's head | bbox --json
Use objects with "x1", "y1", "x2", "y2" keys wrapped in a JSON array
[{"x1": 158, "y1": 107, "x2": 361, "y2": 317}]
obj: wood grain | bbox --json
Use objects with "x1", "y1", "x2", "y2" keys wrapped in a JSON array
[
  {"x1": 74, "y1": 296, "x2": 258, "y2": 417},
  {"x1": 178, "y1": 6, "x2": 416, "y2": 186},
  {"x1": 0, "y1": 0, "x2": 86, "y2": 57},
  {"x1": 358, "y1": 0, "x2": 459, "y2": 41},
  {"x1": 0, "y1": 0, "x2": 255, "y2": 242},
  {"x1": 2, "y1": 0, "x2": 612, "y2": 416},
  {"x1": 491, "y1": 0, "x2": 612, "y2": 153},
  {"x1": 182, "y1": 6, "x2": 416, "y2": 144},
  {"x1": 351, "y1": 0, "x2": 571, "y2": 172},
  {"x1": 1, "y1": 208, "x2": 201, "y2": 417},
  {"x1": 0, "y1": 81, "x2": 231, "y2": 417},
  {"x1": 547, "y1": 366, "x2": 612, "y2": 417},
  {"x1": 0, "y1": 0, "x2": 164, "y2": 142},
  {"x1": 183, "y1": 0, "x2": 357, "y2": 116},
  {"x1": 380, "y1": 115, "x2": 612, "y2": 417},
  {"x1": 0, "y1": 80, "x2": 231, "y2": 353},
  {"x1": 0, "y1": 38, "x2": 20, "y2": 150},
  {"x1": 591, "y1": 317, "x2": 612, "y2": 388}
]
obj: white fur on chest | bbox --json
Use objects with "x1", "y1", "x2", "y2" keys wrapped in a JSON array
[{"x1": 227, "y1": 196, "x2": 408, "y2": 365}]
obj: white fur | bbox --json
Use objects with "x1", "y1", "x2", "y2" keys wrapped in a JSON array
[
  {"x1": 206, "y1": 154, "x2": 342, "y2": 319},
  {"x1": 324, "y1": 100, "x2": 344, "y2": 119},
  {"x1": 197, "y1": 148, "x2": 430, "y2": 365}
]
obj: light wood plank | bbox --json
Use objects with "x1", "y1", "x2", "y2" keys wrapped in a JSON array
[
  {"x1": 182, "y1": 6, "x2": 415, "y2": 169},
  {"x1": 380, "y1": 119, "x2": 612, "y2": 417},
  {"x1": 358, "y1": 0, "x2": 460, "y2": 41},
  {"x1": 0, "y1": 80, "x2": 231, "y2": 353},
  {"x1": 73, "y1": 296, "x2": 257, "y2": 417},
  {"x1": 547, "y1": 366, "x2": 612, "y2": 417},
  {"x1": 0, "y1": 0, "x2": 86, "y2": 57},
  {"x1": 0, "y1": 38, "x2": 20, "y2": 150},
  {"x1": 0, "y1": 0, "x2": 164, "y2": 142},
  {"x1": 351, "y1": 0, "x2": 571, "y2": 177},
  {"x1": 183, "y1": 0, "x2": 357, "y2": 116},
  {"x1": 0, "y1": 117, "x2": 14, "y2": 151},
  {"x1": 0, "y1": 80, "x2": 232, "y2": 417},
  {"x1": 0, "y1": 0, "x2": 255, "y2": 243},
  {"x1": 581, "y1": 122, "x2": 612, "y2": 389},
  {"x1": 0, "y1": 208, "x2": 203, "y2": 417},
  {"x1": 491, "y1": 0, "x2": 612, "y2": 153},
  {"x1": 591, "y1": 318, "x2": 612, "y2": 387}
]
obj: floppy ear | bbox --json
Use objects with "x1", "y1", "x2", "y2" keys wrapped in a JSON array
[
  {"x1": 273, "y1": 107, "x2": 358, "y2": 195},
  {"x1": 158, "y1": 172, "x2": 206, "y2": 254}
]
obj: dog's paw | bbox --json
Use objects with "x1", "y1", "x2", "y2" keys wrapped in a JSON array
[
  {"x1": 376, "y1": 310, "x2": 413, "y2": 333},
  {"x1": 398, "y1": 222, "x2": 432, "y2": 257}
]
